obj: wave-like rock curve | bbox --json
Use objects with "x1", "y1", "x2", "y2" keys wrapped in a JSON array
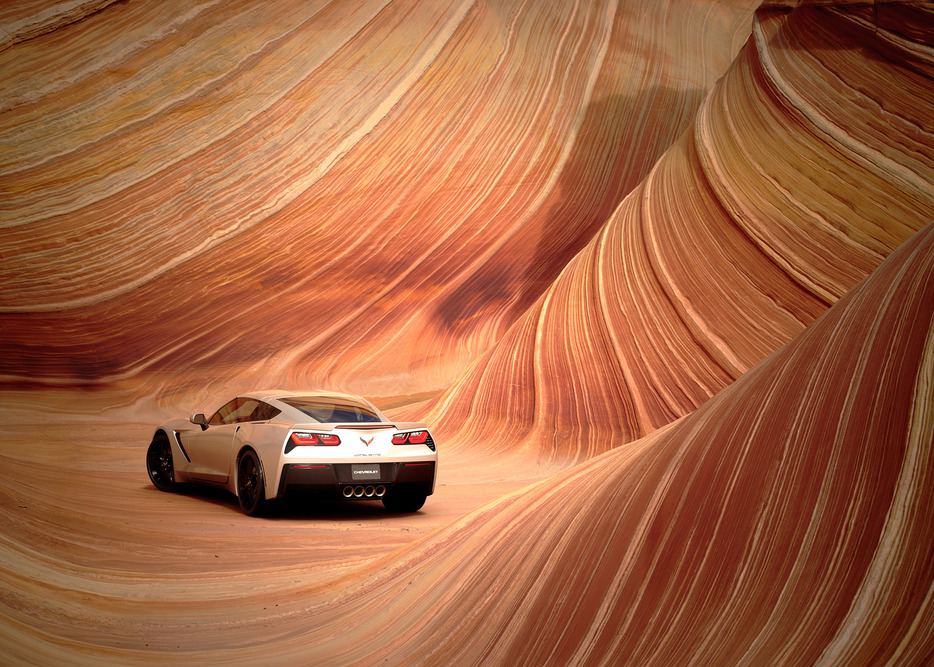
[
  {"x1": 421, "y1": 3, "x2": 934, "y2": 463},
  {"x1": 367, "y1": 220, "x2": 934, "y2": 667},
  {"x1": 0, "y1": 1, "x2": 933, "y2": 664},
  {"x1": 0, "y1": 0, "x2": 757, "y2": 407},
  {"x1": 3, "y1": 195, "x2": 930, "y2": 667}
]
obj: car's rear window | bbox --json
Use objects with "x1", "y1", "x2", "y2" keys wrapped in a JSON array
[{"x1": 280, "y1": 397, "x2": 382, "y2": 423}]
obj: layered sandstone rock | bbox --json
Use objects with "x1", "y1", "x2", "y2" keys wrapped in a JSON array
[
  {"x1": 0, "y1": 0, "x2": 757, "y2": 407},
  {"x1": 1, "y1": 1, "x2": 932, "y2": 664},
  {"x1": 419, "y1": 3, "x2": 934, "y2": 462}
]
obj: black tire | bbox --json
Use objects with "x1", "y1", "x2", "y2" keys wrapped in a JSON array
[
  {"x1": 236, "y1": 450, "x2": 266, "y2": 516},
  {"x1": 146, "y1": 433, "x2": 176, "y2": 492},
  {"x1": 382, "y1": 488, "x2": 427, "y2": 513}
]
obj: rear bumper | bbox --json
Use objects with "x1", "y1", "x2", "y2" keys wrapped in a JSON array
[{"x1": 277, "y1": 461, "x2": 436, "y2": 499}]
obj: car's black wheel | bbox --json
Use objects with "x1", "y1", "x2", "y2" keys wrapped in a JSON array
[
  {"x1": 382, "y1": 488, "x2": 427, "y2": 513},
  {"x1": 237, "y1": 450, "x2": 266, "y2": 516},
  {"x1": 146, "y1": 433, "x2": 176, "y2": 492}
]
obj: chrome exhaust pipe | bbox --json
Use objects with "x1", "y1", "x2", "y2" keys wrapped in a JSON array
[
  {"x1": 354, "y1": 485, "x2": 365, "y2": 498},
  {"x1": 364, "y1": 485, "x2": 375, "y2": 497},
  {"x1": 342, "y1": 486, "x2": 354, "y2": 498},
  {"x1": 376, "y1": 485, "x2": 386, "y2": 497}
]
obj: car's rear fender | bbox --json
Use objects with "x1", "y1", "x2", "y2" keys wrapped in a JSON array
[
  {"x1": 232, "y1": 422, "x2": 291, "y2": 500},
  {"x1": 230, "y1": 444, "x2": 259, "y2": 497}
]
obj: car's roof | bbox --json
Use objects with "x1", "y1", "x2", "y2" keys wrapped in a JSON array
[
  {"x1": 244, "y1": 390, "x2": 385, "y2": 415},
  {"x1": 244, "y1": 389, "x2": 368, "y2": 402},
  {"x1": 240, "y1": 390, "x2": 387, "y2": 424}
]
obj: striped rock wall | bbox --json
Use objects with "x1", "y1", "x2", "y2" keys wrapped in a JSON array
[{"x1": 1, "y1": 1, "x2": 932, "y2": 663}]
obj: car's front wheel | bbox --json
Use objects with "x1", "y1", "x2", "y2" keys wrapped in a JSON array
[
  {"x1": 236, "y1": 450, "x2": 266, "y2": 516},
  {"x1": 382, "y1": 488, "x2": 427, "y2": 513},
  {"x1": 146, "y1": 433, "x2": 176, "y2": 492}
]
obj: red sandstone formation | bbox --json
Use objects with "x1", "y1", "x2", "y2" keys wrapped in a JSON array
[
  {"x1": 378, "y1": 222, "x2": 934, "y2": 665},
  {"x1": 419, "y1": 3, "x2": 934, "y2": 462},
  {"x1": 0, "y1": 1, "x2": 932, "y2": 664},
  {"x1": 0, "y1": 0, "x2": 759, "y2": 404}
]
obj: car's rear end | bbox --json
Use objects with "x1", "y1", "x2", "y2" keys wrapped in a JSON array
[{"x1": 274, "y1": 421, "x2": 437, "y2": 512}]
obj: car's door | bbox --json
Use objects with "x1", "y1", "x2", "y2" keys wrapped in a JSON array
[{"x1": 187, "y1": 398, "x2": 261, "y2": 483}]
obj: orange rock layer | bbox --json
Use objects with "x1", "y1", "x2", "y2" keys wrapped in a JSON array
[
  {"x1": 2, "y1": 171, "x2": 931, "y2": 667},
  {"x1": 0, "y1": 0, "x2": 757, "y2": 406},
  {"x1": 417, "y1": 3, "x2": 934, "y2": 462},
  {"x1": 1, "y1": 1, "x2": 933, "y2": 664}
]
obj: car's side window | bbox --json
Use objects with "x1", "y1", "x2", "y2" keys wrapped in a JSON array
[
  {"x1": 208, "y1": 398, "x2": 240, "y2": 426},
  {"x1": 248, "y1": 401, "x2": 280, "y2": 422},
  {"x1": 208, "y1": 398, "x2": 262, "y2": 426},
  {"x1": 227, "y1": 399, "x2": 260, "y2": 424}
]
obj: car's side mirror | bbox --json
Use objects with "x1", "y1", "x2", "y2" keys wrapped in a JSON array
[{"x1": 190, "y1": 413, "x2": 208, "y2": 430}]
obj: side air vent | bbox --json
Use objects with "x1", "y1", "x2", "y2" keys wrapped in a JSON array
[{"x1": 173, "y1": 431, "x2": 191, "y2": 462}]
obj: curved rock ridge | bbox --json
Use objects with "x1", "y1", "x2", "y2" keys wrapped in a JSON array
[
  {"x1": 1, "y1": 2, "x2": 933, "y2": 664},
  {"x1": 361, "y1": 222, "x2": 934, "y2": 667},
  {"x1": 0, "y1": 0, "x2": 757, "y2": 404},
  {"x1": 418, "y1": 3, "x2": 934, "y2": 462},
  {"x1": 0, "y1": 0, "x2": 121, "y2": 53},
  {"x1": 3, "y1": 212, "x2": 930, "y2": 666}
]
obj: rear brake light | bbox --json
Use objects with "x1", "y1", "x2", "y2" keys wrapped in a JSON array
[
  {"x1": 392, "y1": 430, "x2": 432, "y2": 447},
  {"x1": 291, "y1": 432, "x2": 319, "y2": 446},
  {"x1": 288, "y1": 431, "x2": 341, "y2": 452}
]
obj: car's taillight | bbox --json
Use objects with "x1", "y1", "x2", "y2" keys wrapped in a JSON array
[
  {"x1": 392, "y1": 431, "x2": 433, "y2": 449},
  {"x1": 407, "y1": 430, "x2": 428, "y2": 444},
  {"x1": 287, "y1": 431, "x2": 341, "y2": 453},
  {"x1": 291, "y1": 432, "x2": 320, "y2": 446}
]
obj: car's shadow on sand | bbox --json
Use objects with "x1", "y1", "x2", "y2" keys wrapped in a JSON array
[
  {"x1": 266, "y1": 497, "x2": 416, "y2": 521},
  {"x1": 145, "y1": 483, "x2": 419, "y2": 520}
]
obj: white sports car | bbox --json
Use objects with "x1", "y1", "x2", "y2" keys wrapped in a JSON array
[{"x1": 146, "y1": 390, "x2": 437, "y2": 515}]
